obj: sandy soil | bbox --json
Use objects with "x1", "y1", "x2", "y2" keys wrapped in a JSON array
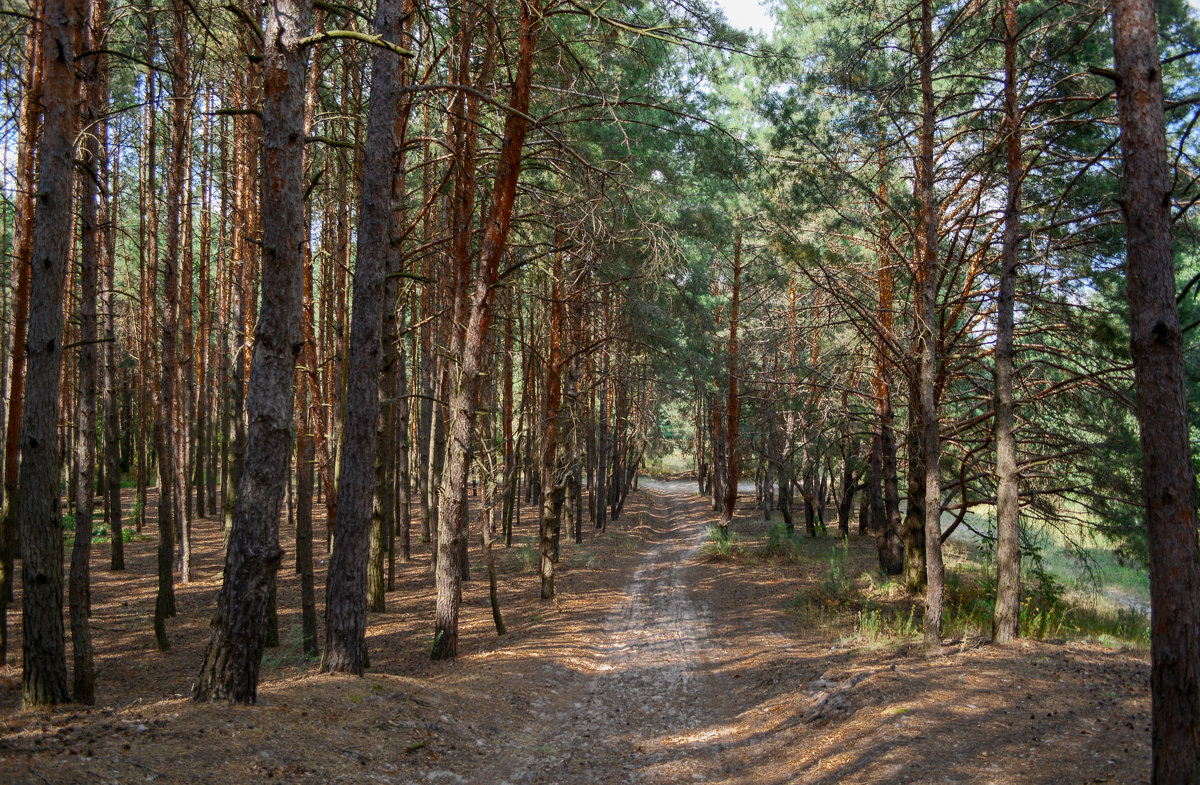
[{"x1": 0, "y1": 482, "x2": 1151, "y2": 784}]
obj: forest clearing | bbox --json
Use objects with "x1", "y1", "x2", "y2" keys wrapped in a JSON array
[
  {"x1": 0, "y1": 482, "x2": 1152, "y2": 784},
  {"x1": 1, "y1": 0, "x2": 1198, "y2": 780}
]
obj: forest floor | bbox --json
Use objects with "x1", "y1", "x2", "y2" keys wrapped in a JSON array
[{"x1": 0, "y1": 481, "x2": 1150, "y2": 784}]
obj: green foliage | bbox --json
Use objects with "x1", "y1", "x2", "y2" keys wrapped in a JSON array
[
  {"x1": 784, "y1": 535, "x2": 1150, "y2": 648},
  {"x1": 857, "y1": 605, "x2": 921, "y2": 642},
  {"x1": 822, "y1": 539, "x2": 852, "y2": 597},
  {"x1": 702, "y1": 525, "x2": 743, "y2": 560},
  {"x1": 63, "y1": 511, "x2": 115, "y2": 548},
  {"x1": 938, "y1": 566, "x2": 1148, "y2": 647},
  {"x1": 568, "y1": 549, "x2": 597, "y2": 570},
  {"x1": 762, "y1": 522, "x2": 803, "y2": 561},
  {"x1": 503, "y1": 538, "x2": 539, "y2": 573},
  {"x1": 126, "y1": 497, "x2": 144, "y2": 532}
]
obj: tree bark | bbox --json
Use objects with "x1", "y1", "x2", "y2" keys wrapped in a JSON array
[
  {"x1": 873, "y1": 178, "x2": 903, "y2": 575},
  {"x1": 154, "y1": 0, "x2": 191, "y2": 648},
  {"x1": 721, "y1": 230, "x2": 742, "y2": 534},
  {"x1": 594, "y1": 294, "x2": 609, "y2": 530},
  {"x1": 19, "y1": 0, "x2": 84, "y2": 707},
  {"x1": 903, "y1": 401, "x2": 926, "y2": 592},
  {"x1": 431, "y1": 0, "x2": 542, "y2": 660},
  {"x1": 193, "y1": 0, "x2": 310, "y2": 703},
  {"x1": 1111, "y1": 0, "x2": 1200, "y2": 779},
  {"x1": 539, "y1": 245, "x2": 567, "y2": 601},
  {"x1": 136, "y1": 9, "x2": 157, "y2": 542},
  {"x1": 992, "y1": 0, "x2": 1023, "y2": 645},
  {"x1": 1, "y1": 0, "x2": 42, "y2": 667},
  {"x1": 295, "y1": 368, "x2": 318, "y2": 658},
  {"x1": 323, "y1": 0, "x2": 408, "y2": 674},
  {"x1": 102, "y1": 82, "x2": 123, "y2": 572},
  {"x1": 916, "y1": 0, "x2": 944, "y2": 649},
  {"x1": 69, "y1": 0, "x2": 107, "y2": 703}
]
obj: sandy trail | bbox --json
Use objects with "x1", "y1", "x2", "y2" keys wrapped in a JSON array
[
  {"x1": 490, "y1": 489, "x2": 727, "y2": 785},
  {"x1": 0, "y1": 481, "x2": 1153, "y2": 785}
]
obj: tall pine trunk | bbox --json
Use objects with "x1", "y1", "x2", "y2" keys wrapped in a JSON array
[
  {"x1": 102, "y1": 86, "x2": 123, "y2": 572},
  {"x1": 539, "y1": 247, "x2": 566, "y2": 601},
  {"x1": 1110, "y1": 0, "x2": 1200, "y2": 778},
  {"x1": 1, "y1": 0, "x2": 42, "y2": 665},
  {"x1": 18, "y1": 0, "x2": 84, "y2": 707},
  {"x1": 917, "y1": 0, "x2": 944, "y2": 649},
  {"x1": 431, "y1": 0, "x2": 542, "y2": 659},
  {"x1": 992, "y1": 0, "x2": 1023, "y2": 644},
  {"x1": 874, "y1": 178, "x2": 903, "y2": 574},
  {"x1": 193, "y1": 0, "x2": 310, "y2": 703},
  {"x1": 323, "y1": 0, "x2": 408, "y2": 674},
  {"x1": 721, "y1": 231, "x2": 742, "y2": 535}
]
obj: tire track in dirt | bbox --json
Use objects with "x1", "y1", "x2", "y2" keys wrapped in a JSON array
[{"x1": 488, "y1": 489, "x2": 726, "y2": 785}]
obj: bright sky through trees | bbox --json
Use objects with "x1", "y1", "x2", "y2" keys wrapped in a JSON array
[{"x1": 713, "y1": 0, "x2": 774, "y2": 33}]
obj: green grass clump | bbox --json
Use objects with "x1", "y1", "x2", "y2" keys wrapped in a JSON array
[
  {"x1": 568, "y1": 548, "x2": 596, "y2": 570},
  {"x1": 823, "y1": 539, "x2": 852, "y2": 596},
  {"x1": 762, "y1": 522, "x2": 804, "y2": 561},
  {"x1": 503, "y1": 538, "x2": 539, "y2": 573},
  {"x1": 931, "y1": 561, "x2": 1148, "y2": 647},
  {"x1": 857, "y1": 604, "x2": 921, "y2": 641},
  {"x1": 702, "y1": 525, "x2": 743, "y2": 560}
]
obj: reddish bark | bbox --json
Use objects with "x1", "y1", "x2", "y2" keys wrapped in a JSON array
[
  {"x1": 0, "y1": 0, "x2": 43, "y2": 665},
  {"x1": 432, "y1": 0, "x2": 543, "y2": 660},
  {"x1": 69, "y1": 0, "x2": 109, "y2": 704}
]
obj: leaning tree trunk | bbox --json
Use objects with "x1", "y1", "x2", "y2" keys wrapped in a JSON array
[
  {"x1": 1111, "y1": 0, "x2": 1200, "y2": 779},
  {"x1": 323, "y1": 0, "x2": 409, "y2": 675},
  {"x1": 431, "y1": 0, "x2": 542, "y2": 660},
  {"x1": 18, "y1": 0, "x2": 83, "y2": 707},
  {"x1": 992, "y1": 0, "x2": 1023, "y2": 645},
  {"x1": 193, "y1": 0, "x2": 310, "y2": 703}
]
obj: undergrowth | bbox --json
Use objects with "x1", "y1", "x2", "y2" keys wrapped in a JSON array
[
  {"x1": 63, "y1": 510, "x2": 148, "y2": 547},
  {"x1": 503, "y1": 538, "x2": 539, "y2": 573},
  {"x1": 702, "y1": 525, "x2": 744, "y2": 560},
  {"x1": 787, "y1": 535, "x2": 1149, "y2": 649},
  {"x1": 499, "y1": 538, "x2": 595, "y2": 573},
  {"x1": 762, "y1": 522, "x2": 803, "y2": 561}
]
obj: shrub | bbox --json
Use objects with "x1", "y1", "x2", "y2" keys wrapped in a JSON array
[{"x1": 702, "y1": 525, "x2": 741, "y2": 560}]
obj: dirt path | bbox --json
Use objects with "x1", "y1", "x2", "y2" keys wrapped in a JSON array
[
  {"x1": 491, "y1": 492, "x2": 717, "y2": 785},
  {"x1": 0, "y1": 482, "x2": 1153, "y2": 785}
]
